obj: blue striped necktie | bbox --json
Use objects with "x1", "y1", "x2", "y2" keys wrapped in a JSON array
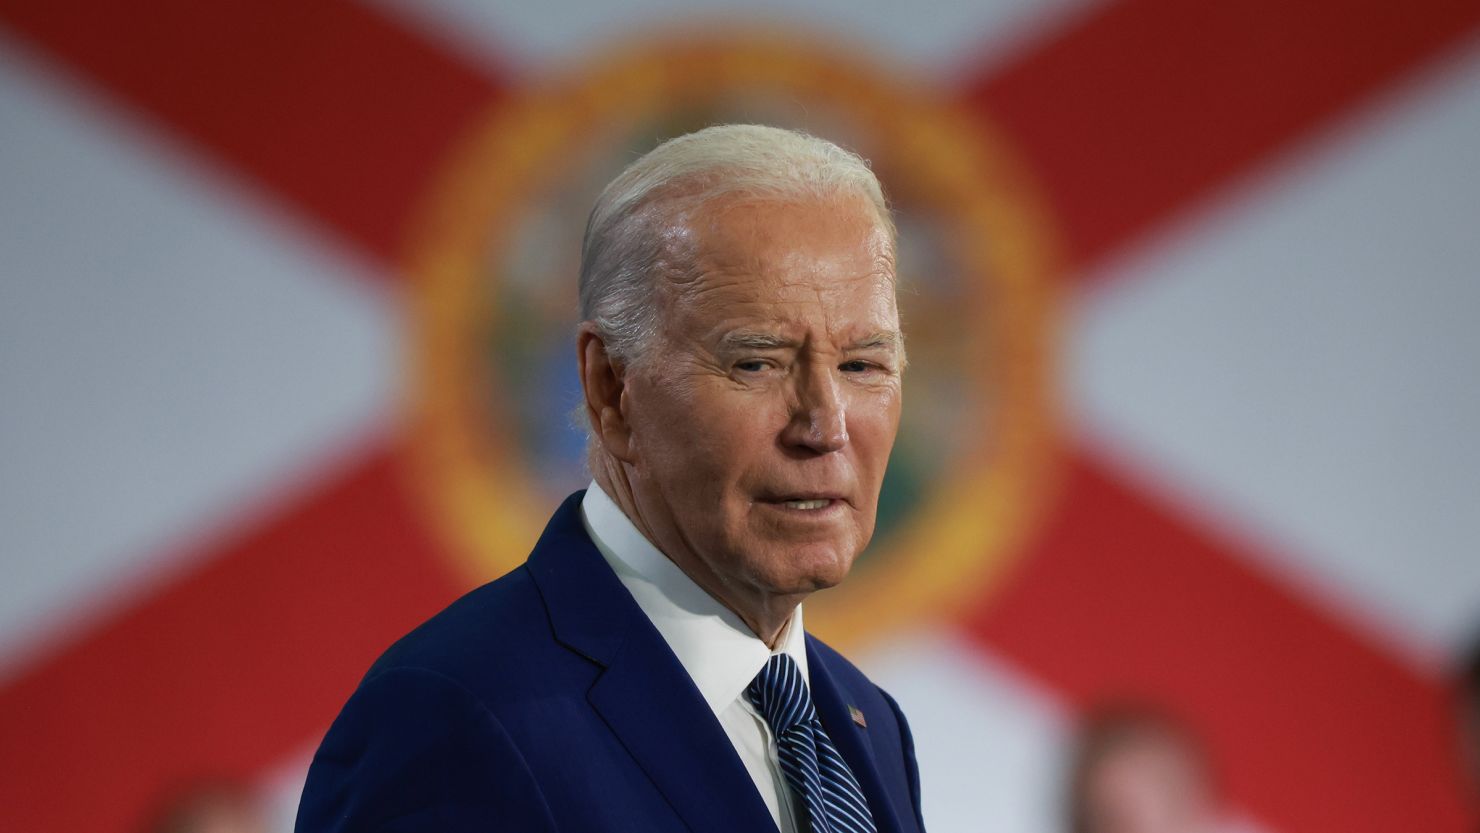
[{"x1": 747, "y1": 653, "x2": 878, "y2": 833}]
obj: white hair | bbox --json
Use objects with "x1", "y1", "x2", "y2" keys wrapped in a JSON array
[{"x1": 577, "y1": 123, "x2": 895, "y2": 369}]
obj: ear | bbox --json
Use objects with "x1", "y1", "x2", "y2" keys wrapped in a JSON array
[{"x1": 577, "y1": 323, "x2": 635, "y2": 461}]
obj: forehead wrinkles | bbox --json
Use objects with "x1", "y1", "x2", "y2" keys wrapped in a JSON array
[
  {"x1": 677, "y1": 262, "x2": 899, "y2": 337},
  {"x1": 702, "y1": 197, "x2": 891, "y2": 269},
  {"x1": 660, "y1": 199, "x2": 897, "y2": 320}
]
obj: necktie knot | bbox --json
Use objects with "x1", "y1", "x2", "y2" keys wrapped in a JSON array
[{"x1": 746, "y1": 653, "x2": 815, "y2": 737}]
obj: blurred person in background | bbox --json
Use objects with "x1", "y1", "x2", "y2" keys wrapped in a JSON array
[
  {"x1": 143, "y1": 781, "x2": 270, "y2": 833},
  {"x1": 1457, "y1": 636, "x2": 1480, "y2": 822},
  {"x1": 296, "y1": 124, "x2": 923, "y2": 832},
  {"x1": 1066, "y1": 703, "x2": 1248, "y2": 833}
]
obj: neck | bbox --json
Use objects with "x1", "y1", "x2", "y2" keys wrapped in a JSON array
[{"x1": 591, "y1": 455, "x2": 800, "y2": 647}]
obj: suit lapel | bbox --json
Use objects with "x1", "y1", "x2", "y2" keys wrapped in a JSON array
[
  {"x1": 587, "y1": 632, "x2": 777, "y2": 832},
  {"x1": 806, "y1": 639, "x2": 910, "y2": 833},
  {"x1": 527, "y1": 491, "x2": 777, "y2": 833}
]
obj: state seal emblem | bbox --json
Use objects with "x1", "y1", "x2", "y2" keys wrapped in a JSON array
[{"x1": 405, "y1": 32, "x2": 1066, "y2": 647}]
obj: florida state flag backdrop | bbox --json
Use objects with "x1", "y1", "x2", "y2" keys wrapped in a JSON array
[{"x1": 3, "y1": 1, "x2": 1479, "y2": 831}]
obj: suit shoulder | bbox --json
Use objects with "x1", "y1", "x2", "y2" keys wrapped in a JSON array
[{"x1": 364, "y1": 565, "x2": 553, "y2": 688}]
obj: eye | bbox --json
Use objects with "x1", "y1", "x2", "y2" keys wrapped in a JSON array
[
  {"x1": 735, "y1": 359, "x2": 771, "y2": 373},
  {"x1": 839, "y1": 360, "x2": 874, "y2": 373}
]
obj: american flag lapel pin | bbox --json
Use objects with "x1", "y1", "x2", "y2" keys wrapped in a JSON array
[{"x1": 848, "y1": 705, "x2": 867, "y2": 728}]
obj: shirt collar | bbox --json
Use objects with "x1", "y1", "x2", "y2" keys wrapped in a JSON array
[{"x1": 580, "y1": 481, "x2": 809, "y2": 716}]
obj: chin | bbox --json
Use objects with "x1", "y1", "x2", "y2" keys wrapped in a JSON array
[{"x1": 763, "y1": 542, "x2": 857, "y2": 595}]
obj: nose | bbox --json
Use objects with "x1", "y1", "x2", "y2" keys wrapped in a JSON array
[{"x1": 781, "y1": 364, "x2": 848, "y2": 454}]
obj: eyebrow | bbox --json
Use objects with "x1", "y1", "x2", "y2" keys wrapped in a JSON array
[
  {"x1": 716, "y1": 330, "x2": 904, "y2": 352},
  {"x1": 717, "y1": 331, "x2": 798, "y2": 351},
  {"x1": 847, "y1": 331, "x2": 904, "y2": 352}
]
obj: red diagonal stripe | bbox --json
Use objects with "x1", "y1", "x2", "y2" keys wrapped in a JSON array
[
  {"x1": 961, "y1": 0, "x2": 1480, "y2": 271},
  {"x1": 0, "y1": 442, "x2": 465, "y2": 833},
  {"x1": 962, "y1": 449, "x2": 1472, "y2": 833},
  {"x1": 0, "y1": 0, "x2": 504, "y2": 267}
]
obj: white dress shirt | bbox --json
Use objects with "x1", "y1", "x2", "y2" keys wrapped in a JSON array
[{"x1": 580, "y1": 482, "x2": 805, "y2": 833}]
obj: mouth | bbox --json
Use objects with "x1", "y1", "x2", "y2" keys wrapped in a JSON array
[
  {"x1": 758, "y1": 493, "x2": 849, "y2": 513},
  {"x1": 780, "y1": 498, "x2": 833, "y2": 510}
]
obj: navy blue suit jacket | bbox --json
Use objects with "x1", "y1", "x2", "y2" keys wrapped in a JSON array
[{"x1": 296, "y1": 490, "x2": 926, "y2": 832}]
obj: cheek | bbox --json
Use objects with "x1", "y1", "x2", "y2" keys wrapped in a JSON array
[
  {"x1": 707, "y1": 405, "x2": 786, "y2": 478},
  {"x1": 849, "y1": 390, "x2": 902, "y2": 457},
  {"x1": 640, "y1": 383, "x2": 776, "y2": 478}
]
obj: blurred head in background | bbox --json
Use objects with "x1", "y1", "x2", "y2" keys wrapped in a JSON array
[
  {"x1": 1457, "y1": 637, "x2": 1480, "y2": 809},
  {"x1": 1067, "y1": 704, "x2": 1223, "y2": 833},
  {"x1": 142, "y1": 781, "x2": 269, "y2": 833}
]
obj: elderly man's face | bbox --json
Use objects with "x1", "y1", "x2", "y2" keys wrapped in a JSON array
[{"x1": 621, "y1": 193, "x2": 902, "y2": 615}]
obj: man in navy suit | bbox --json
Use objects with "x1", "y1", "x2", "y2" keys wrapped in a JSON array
[{"x1": 296, "y1": 124, "x2": 925, "y2": 832}]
